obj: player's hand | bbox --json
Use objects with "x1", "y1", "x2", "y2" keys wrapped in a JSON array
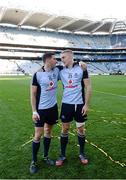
[
  {"x1": 79, "y1": 61, "x2": 87, "y2": 70},
  {"x1": 32, "y1": 111, "x2": 40, "y2": 122},
  {"x1": 81, "y1": 104, "x2": 88, "y2": 116}
]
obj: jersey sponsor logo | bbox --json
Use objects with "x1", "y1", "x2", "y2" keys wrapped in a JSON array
[
  {"x1": 46, "y1": 87, "x2": 56, "y2": 91},
  {"x1": 46, "y1": 81, "x2": 56, "y2": 91},
  {"x1": 68, "y1": 79, "x2": 73, "y2": 85},
  {"x1": 65, "y1": 79, "x2": 78, "y2": 88},
  {"x1": 49, "y1": 81, "x2": 54, "y2": 88},
  {"x1": 65, "y1": 85, "x2": 78, "y2": 88}
]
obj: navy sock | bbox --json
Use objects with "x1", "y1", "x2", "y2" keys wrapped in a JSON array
[
  {"x1": 43, "y1": 136, "x2": 51, "y2": 158},
  {"x1": 78, "y1": 133, "x2": 85, "y2": 155},
  {"x1": 60, "y1": 133, "x2": 68, "y2": 157},
  {"x1": 32, "y1": 140, "x2": 40, "y2": 162}
]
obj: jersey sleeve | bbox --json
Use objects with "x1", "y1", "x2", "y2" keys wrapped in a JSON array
[
  {"x1": 32, "y1": 73, "x2": 39, "y2": 86},
  {"x1": 83, "y1": 69, "x2": 89, "y2": 79}
]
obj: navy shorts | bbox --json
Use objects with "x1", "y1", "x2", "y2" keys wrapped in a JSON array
[
  {"x1": 60, "y1": 103, "x2": 87, "y2": 123},
  {"x1": 34, "y1": 104, "x2": 58, "y2": 127}
]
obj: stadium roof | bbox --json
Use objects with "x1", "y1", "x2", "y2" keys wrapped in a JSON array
[{"x1": 0, "y1": 0, "x2": 126, "y2": 34}]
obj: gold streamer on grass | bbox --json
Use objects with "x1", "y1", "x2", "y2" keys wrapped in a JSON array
[
  {"x1": 21, "y1": 139, "x2": 33, "y2": 147},
  {"x1": 86, "y1": 140, "x2": 126, "y2": 168},
  {"x1": 69, "y1": 132, "x2": 75, "y2": 136},
  {"x1": 103, "y1": 119, "x2": 126, "y2": 125}
]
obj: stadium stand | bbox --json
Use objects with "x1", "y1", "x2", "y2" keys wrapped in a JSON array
[
  {"x1": 0, "y1": 26, "x2": 117, "y2": 49},
  {"x1": 0, "y1": 9, "x2": 126, "y2": 76},
  {"x1": 0, "y1": 59, "x2": 126, "y2": 75}
]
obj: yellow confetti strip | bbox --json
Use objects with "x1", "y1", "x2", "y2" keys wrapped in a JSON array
[
  {"x1": 21, "y1": 139, "x2": 33, "y2": 147},
  {"x1": 103, "y1": 119, "x2": 126, "y2": 125},
  {"x1": 90, "y1": 109, "x2": 125, "y2": 116},
  {"x1": 21, "y1": 136, "x2": 43, "y2": 147},
  {"x1": 121, "y1": 138, "x2": 126, "y2": 141},
  {"x1": 86, "y1": 140, "x2": 126, "y2": 168},
  {"x1": 69, "y1": 132, "x2": 75, "y2": 136}
]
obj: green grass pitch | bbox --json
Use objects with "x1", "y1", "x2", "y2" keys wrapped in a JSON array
[{"x1": 0, "y1": 75, "x2": 126, "y2": 179}]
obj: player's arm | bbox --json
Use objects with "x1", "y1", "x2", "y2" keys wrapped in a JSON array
[
  {"x1": 31, "y1": 85, "x2": 40, "y2": 121},
  {"x1": 31, "y1": 74, "x2": 40, "y2": 121},
  {"x1": 31, "y1": 85, "x2": 37, "y2": 112},
  {"x1": 82, "y1": 72, "x2": 92, "y2": 116},
  {"x1": 79, "y1": 61, "x2": 87, "y2": 70}
]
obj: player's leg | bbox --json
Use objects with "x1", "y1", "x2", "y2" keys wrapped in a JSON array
[
  {"x1": 56, "y1": 103, "x2": 73, "y2": 166},
  {"x1": 32, "y1": 127, "x2": 43, "y2": 162},
  {"x1": 77, "y1": 124, "x2": 88, "y2": 164},
  {"x1": 43, "y1": 123, "x2": 55, "y2": 165},
  {"x1": 60, "y1": 122, "x2": 70, "y2": 158},
  {"x1": 30, "y1": 127, "x2": 43, "y2": 173},
  {"x1": 43, "y1": 104, "x2": 58, "y2": 165},
  {"x1": 75, "y1": 104, "x2": 88, "y2": 165},
  {"x1": 30, "y1": 109, "x2": 44, "y2": 173},
  {"x1": 43, "y1": 123, "x2": 53, "y2": 158},
  {"x1": 56, "y1": 122, "x2": 70, "y2": 166}
]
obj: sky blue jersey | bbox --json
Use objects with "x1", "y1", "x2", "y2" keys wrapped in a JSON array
[
  {"x1": 59, "y1": 65, "x2": 89, "y2": 104},
  {"x1": 32, "y1": 67, "x2": 59, "y2": 110}
]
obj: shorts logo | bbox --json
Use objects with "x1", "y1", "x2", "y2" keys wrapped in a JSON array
[{"x1": 61, "y1": 115, "x2": 65, "y2": 119}]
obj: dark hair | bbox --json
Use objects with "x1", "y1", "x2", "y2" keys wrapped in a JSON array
[{"x1": 42, "y1": 52, "x2": 55, "y2": 63}]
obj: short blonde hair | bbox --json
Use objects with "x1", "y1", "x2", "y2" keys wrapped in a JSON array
[{"x1": 61, "y1": 49, "x2": 73, "y2": 55}]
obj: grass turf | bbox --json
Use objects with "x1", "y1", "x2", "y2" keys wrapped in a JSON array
[{"x1": 0, "y1": 75, "x2": 126, "y2": 179}]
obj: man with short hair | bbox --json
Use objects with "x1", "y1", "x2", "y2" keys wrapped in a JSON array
[
  {"x1": 30, "y1": 51, "x2": 87, "y2": 173},
  {"x1": 56, "y1": 50, "x2": 92, "y2": 166},
  {"x1": 30, "y1": 52, "x2": 59, "y2": 173}
]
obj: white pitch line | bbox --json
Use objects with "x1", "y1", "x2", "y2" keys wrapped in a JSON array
[{"x1": 94, "y1": 90, "x2": 126, "y2": 98}]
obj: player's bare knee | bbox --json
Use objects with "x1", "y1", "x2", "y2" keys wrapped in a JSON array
[
  {"x1": 78, "y1": 129, "x2": 84, "y2": 135},
  {"x1": 62, "y1": 126, "x2": 69, "y2": 134},
  {"x1": 62, "y1": 123, "x2": 70, "y2": 134},
  {"x1": 34, "y1": 131, "x2": 42, "y2": 140},
  {"x1": 44, "y1": 127, "x2": 51, "y2": 137},
  {"x1": 34, "y1": 134, "x2": 41, "y2": 141},
  {"x1": 76, "y1": 122, "x2": 86, "y2": 135},
  {"x1": 34, "y1": 127, "x2": 43, "y2": 140},
  {"x1": 77, "y1": 126, "x2": 85, "y2": 135}
]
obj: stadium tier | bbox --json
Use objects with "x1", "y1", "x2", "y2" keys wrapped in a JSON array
[
  {"x1": 0, "y1": 59, "x2": 126, "y2": 75},
  {"x1": 0, "y1": 26, "x2": 126, "y2": 75},
  {"x1": 1, "y1": 26, "x2": 126, "y2": 49}
]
